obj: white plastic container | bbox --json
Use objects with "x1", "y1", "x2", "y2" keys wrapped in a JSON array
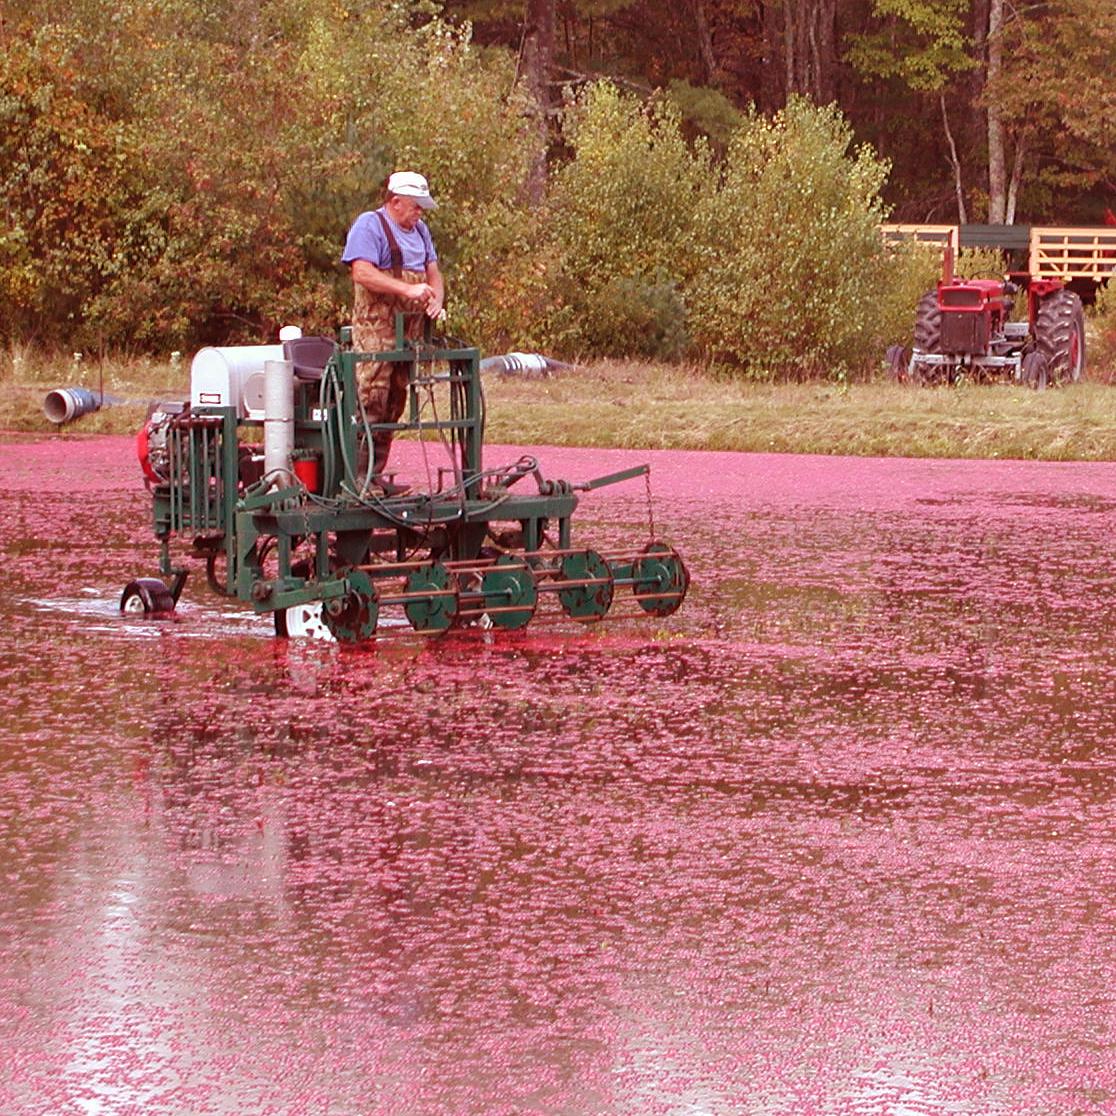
[{"x1": 190, "y1": 345, "x2": 284, "y2": 420}]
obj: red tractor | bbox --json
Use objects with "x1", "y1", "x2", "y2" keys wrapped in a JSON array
[{"x1": 907, "y1": 249, "x2": 1086, "y2": 389}]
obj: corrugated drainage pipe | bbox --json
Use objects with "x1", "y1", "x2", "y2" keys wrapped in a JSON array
[{"x1": 43, "y1": 387, "x2": 103, "y2": 424}]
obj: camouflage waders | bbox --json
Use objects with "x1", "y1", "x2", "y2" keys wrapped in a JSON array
[
  {"x1": 350, "y1": 269, "x2": 427, "y2": 426},
  {"x1": 350, "y1": 270, "x2": 428, "y2": 493}
]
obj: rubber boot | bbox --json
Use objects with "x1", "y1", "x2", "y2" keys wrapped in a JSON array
[{"x1": 371, "y1": 436, "x2": 409, "y2": 497}]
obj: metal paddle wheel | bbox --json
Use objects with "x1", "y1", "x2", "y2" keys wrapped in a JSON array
[{"x1": 124, "y1": 323, "x2": 689, "y2": 640}]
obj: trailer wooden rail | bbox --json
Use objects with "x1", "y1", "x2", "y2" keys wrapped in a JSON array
[
  {"x1": 881, "y1": 223, "x2": 1116, "y2": 294},
  {"x1": 880, "y1": 224, "x2": 959, "y2": 255},
  {"x1": 1028, "y1": 227, "x2": 1116, "y2": 281}
]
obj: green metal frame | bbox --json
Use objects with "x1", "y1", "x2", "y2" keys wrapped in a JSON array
[{"x1": 150, "y1": 330, "x2": 576, "y2": 615}]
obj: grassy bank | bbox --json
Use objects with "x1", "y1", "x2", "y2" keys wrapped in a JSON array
[{"x1": 3, "y1": 350, "x2": 1116, "y2": 461}]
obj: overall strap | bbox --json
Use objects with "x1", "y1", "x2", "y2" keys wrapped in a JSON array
[{"x1": 376, "y1": 211, "x2": 404, "y2": 279}]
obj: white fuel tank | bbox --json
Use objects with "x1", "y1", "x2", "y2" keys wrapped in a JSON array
[{"x1": 190, "y1": 345, "x2": 284, "y2": 420}]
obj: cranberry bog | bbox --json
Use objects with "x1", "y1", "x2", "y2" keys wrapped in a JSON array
[{"x1": 3, "y1": 433, "x2": 1116, "y2": 1114}]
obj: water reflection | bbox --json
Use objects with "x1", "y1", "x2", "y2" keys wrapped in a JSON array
[{"x1": 2, "y1": 438, "x2": 1116, "y2": 1114}]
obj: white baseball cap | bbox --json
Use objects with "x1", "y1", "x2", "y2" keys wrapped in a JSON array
[{"x1": 387, "y1": 170, "x2": 437, "y2": 210}]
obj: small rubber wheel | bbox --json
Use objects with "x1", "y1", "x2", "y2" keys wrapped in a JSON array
[
  {"x1": 120, "y1": 578, "x2": 176, "y2": 616},
  {"x1": 274, "y1": 602, "x2": 335, "y2": 640}
]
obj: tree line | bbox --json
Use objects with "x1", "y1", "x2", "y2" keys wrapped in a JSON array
[
  {"x1": 3, "y1": 0, "x2": 1113, "y2": 377},
  {"x1": 480, "y1": 0, "x2": 1116, "y2": 224}
]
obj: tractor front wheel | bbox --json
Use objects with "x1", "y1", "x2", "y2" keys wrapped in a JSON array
[
  {"x1": 1035, "y1": 289, "x2": 1086, "y2": 383},
  {"x1": 1022, "y1": 350, "x2": 1049, "y2": 391}
]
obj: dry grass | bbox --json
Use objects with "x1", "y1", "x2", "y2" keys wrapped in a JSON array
[
  {"x1": 0, "y1": 344, "x2": 186, "y2": 435},
  {"x1": 483, "y1": 358, "x2": 1116, "y2": 460},
  {"x1": 5, "y1": 346, "x2": 1116, "y2": 461}
]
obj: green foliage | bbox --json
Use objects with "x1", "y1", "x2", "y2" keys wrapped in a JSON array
[
  {"x1": 1, "y1": 0, "x2": 548, "y2": 352},
  {"x1": 881, "y1": 241, "x2": 945, "y2": 351},
  {"x1": 571, "y1": 271, "x2": 690, "y2": 360},
  {"x1": 543, "y1": 87, "x2": 916, "y2": 375},
  {"x1": 359, "y1": 21, "x2": 550, "y2": 347},
  {"x1": 953, "y1": 247, "x2": 1012, "y2": 283},
  {"x1": 1088, "y1": 285, "x2": 1116, "y2": 383},
  {"x1": 665, "y1": 80, "x2": 745, "y2": 149},
  {"x1": 0, "y1": 26, "x2": 157, "y2": 346},
  {"x1": 844, "y1": 0, "x2": 972, "y2": 93},
  {"x1": 987, "y1": 0, "x2": 1116, "y2": 213},
  {"x1": 7, "y1": 0, "x2": 1109, "y2": 378},
  {"x1": 547, "y1": 82, "x2": 710, "y2": 357},
  {"x1": 688, "y1": 98, "x2": 900, "y2": 379}
]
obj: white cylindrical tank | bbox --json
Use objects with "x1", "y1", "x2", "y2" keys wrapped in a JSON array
[{"x1": 263, "y1": 359, "x2": 295, "y2": 487}]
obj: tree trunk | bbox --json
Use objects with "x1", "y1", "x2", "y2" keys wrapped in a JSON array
[
  {"x1": 1006, "y1": 130, "x2": 1026, "y2": 224},
  {"x1": 773, "y1": 0, "x2": 838, "y2": 105},
  {"x1": 690, "y1": 0, "x2": 719, "y2": 86},
  {"x1": 760, "y1": 1, "x2": 785, "y2": 113},
  {"x1": 986, "y1": 0, "x2": 1007, "y2": 223},
  {"x1": 810, "y1": 0, "x2": 837, "y2": 105},
  {"x1": 522, "y1": 0, "x2": 556, "y2": 206},
  {"x1": 783, "y1": 0, "x2": 795, "y2": 99},
  {"x1": 941, "y1": 92, "x2": 968, "y2": 224}
]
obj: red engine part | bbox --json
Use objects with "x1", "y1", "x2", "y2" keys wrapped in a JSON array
[{"x1": 136, "y1": 407, "x2": 179, "y2": 486}]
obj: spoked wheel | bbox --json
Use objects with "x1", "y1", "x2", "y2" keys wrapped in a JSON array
[
  {"x1": 120, "y1": 577, "x2": 176, "y2": 616},
  {"x1": 274, "y1": 601, "x2": 335, "y2": 641},
  {"x1": 480, "y1": 556, "x2": 537, "y2": 631},
  {"x1": 631, "y1": 543, "x2": 690, "y2": 617},
  {"x1": 323, "y1": 570, "x2": 378, "y2": 644},
  {"x1": 404, "y1": 563, "x2": 459, "y2": 634},
  {"x1": 557, "y1": 549, "x2": 614, "y2": 622},
  {"x1": 1035, "y1": 289, "x2": 1086, "y2": 383}
]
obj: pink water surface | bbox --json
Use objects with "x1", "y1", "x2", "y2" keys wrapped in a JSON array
[{"x1": 2, "y1": 432, "x2": 1116, "y2": 1115}]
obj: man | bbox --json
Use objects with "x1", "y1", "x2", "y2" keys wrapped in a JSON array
[{"x1": 341, "y1": 170, "x2": 445, "y2": 493}]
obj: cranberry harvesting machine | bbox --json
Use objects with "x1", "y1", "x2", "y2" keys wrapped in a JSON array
[{"x1": 121, "y1": 327, "x2": 689, "y2": 642}]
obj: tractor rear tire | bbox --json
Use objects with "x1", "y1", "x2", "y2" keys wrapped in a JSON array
[
  {"x1": 911, "y1": 290, "x2": 943, "y2": 384},
  {"x1": 1035, "y1": 289, "x2": 1086, "y2": 383},
  {"x1": 913, "y1": 290, "x2": 942, "y2": 351}
]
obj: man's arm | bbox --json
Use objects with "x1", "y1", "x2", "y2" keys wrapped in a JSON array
[
  {"x1": 351, "y1": 259, "x2": 438, "y2": 309},
  {"x1": 424, "y1": 261, "x2": 445, "y2": 319}
]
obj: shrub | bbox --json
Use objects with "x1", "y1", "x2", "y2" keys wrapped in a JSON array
[
  {"x1": 300, "y1": 13, "x2": 550, "y2": 352},
  {"x1": 1088, "y1": 284, "x2": 1116, "y2": 383},
  {"x1": 547, "y1": 83, "x2": 711, "y2": 358},
  {"x1": 570, "y1": 271, "x2": 691, "y2": 360},
  {"x1": 1, "y1": 0, "x2": 551, "y2": 355},
  {"x1": 688, "y1": 97, "x2": 901, "y2": 379}
]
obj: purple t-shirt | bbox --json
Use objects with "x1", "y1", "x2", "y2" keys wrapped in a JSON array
[{"x1": 341, "y1": 208, "x2": 437, "y2": 273}]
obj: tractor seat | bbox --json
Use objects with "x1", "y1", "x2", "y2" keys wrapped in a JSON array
[{"x1": 283, "y1": 335, "x2": 338, "y2": 382}]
